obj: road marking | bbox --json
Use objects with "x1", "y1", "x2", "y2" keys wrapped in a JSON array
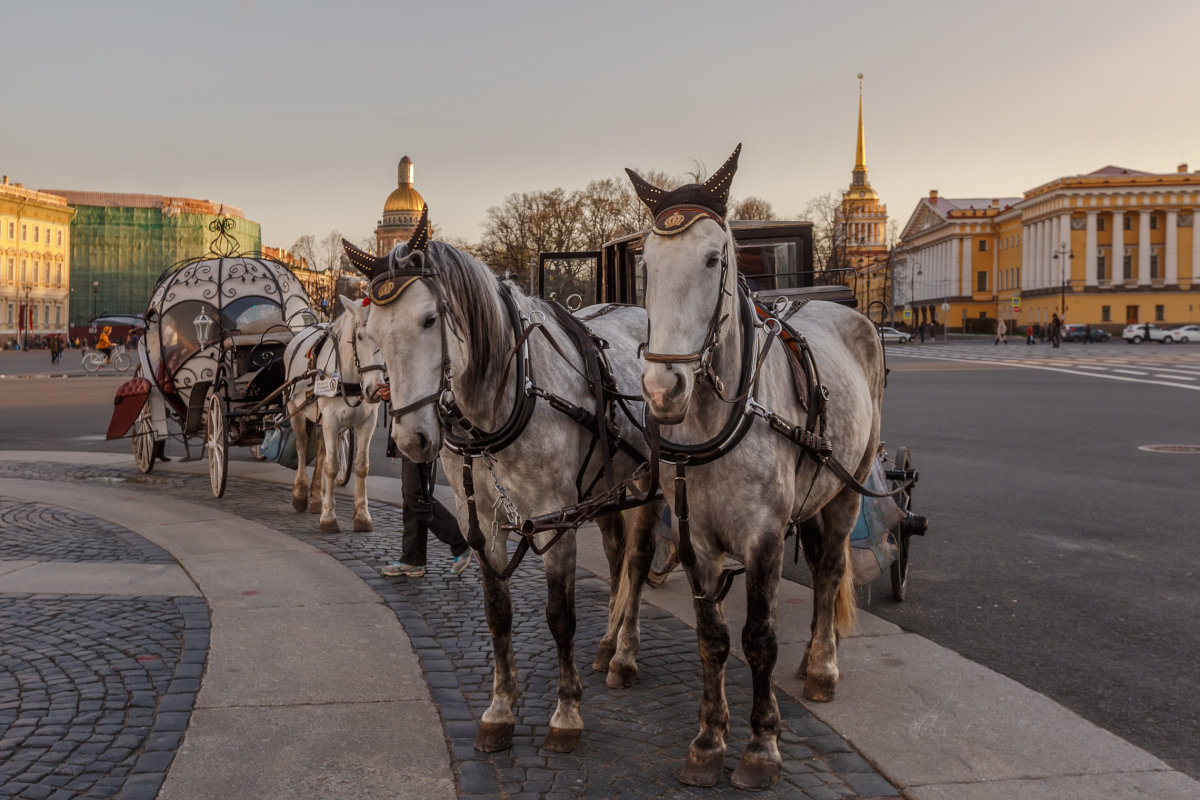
[
  {"x1": 1111, "y1": 369, "x2": 1149, "y2": 375},
  {"x1": 889, "y1": 351, "x2": 1200, "y2": 390},
  {"x1": 1155, "y1": 374, "x2": 1194, "y2": 380}
]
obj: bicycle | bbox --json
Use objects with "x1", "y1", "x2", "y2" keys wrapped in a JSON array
[{"x1": 82, "y1": 347, "x2": 132, "y2": 373}]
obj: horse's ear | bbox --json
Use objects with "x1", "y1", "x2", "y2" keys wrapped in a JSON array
[
  {"x1": 343, "y1": 239, "x2": 385, "y2": 278},
  {"x1": 406, "y1": 204, "x2": 430, "y2": 254},
  {"x1": 625, "y1": 168, "x2": 664, "y2": 212},
  {"x1": 338, "y1": 294, "x2": 358, "y2": 315},
  {"x1": 702, "y1": 143, "x2": 741, "y2": 205}
]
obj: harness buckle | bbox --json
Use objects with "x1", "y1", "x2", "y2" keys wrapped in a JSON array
[{"x1": 527, "y1": 309, "x2": 546, "y2": 327}]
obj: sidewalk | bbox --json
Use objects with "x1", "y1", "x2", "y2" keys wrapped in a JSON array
[{"x1": 1, "y1": 450, "x2": 1197, "y2": 799}]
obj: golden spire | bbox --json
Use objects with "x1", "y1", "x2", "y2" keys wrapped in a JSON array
[{"x1": 855, "y1": 74, "x2": 866, "y2": 172}]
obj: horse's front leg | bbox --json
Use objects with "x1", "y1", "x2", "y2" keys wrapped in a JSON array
[
  {"x1": 680, "y1": 555, "x2": 731, "y2": 787},
  {"x1": 731, "y1": 531, "x2": 784, "y2": 790},
  {"x1": 309, "y1": 428, "x2": 325, "y2": 514},
  {"x1": 476, "y1": 565, "x2": 519, "y2": 753},
  {"x1": 318, "y1": 420, "x2": 340, "y2": 533},
  {"x1": 799, "y1": 490, "x2": 859, "y2": 701},
  {"x1": 542, "y1": 535, "x2": 584, "y2": 752},
  {"x1": 593, "y1": 502, "x2": 658, "y2": 688},
  {"x1": 351, "y1": 409, "x2": 376, "y2": 532},
  {"x1": 290, "y1": 408, "x2": 309, "y2": 512}
]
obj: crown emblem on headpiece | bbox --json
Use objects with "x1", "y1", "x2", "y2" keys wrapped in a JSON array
[
  {"x1": 380, "y1": 279, "x2": 395, "y2": 296},
  {"x1": 664, "y1": 212, "x2": 685, "y2": 229}
]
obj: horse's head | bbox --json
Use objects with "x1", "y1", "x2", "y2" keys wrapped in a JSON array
[
  {"x1": 627, "y1": 144, "x2": 741, "y2": 425},
  {"x1": 347, "y1": 207, "x2": 447, "y2": 463},
  {"x1": 334, "y1": 294, "x2": 373, "y2": 383}
]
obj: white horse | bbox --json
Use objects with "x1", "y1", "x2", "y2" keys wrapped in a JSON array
[
  {"x1": 283, "y1": 295, "x2": 380, "y2": 533},
  {"x1": 345, "y1": 220, "x2": 660, "y2": 755},
  {"x1": 628, "y1": 146, "x2": 884, "y2": 789}
]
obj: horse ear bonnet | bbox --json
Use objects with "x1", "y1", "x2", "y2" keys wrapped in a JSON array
[
  {"x1": 626, "y1": 144, "x2": 741, "y2": 236},
  {"x1": 369, "y1": 204, "x2": 432, "y2": 306},
  {"x1": 343, "y1": 239, "x2": 387, "y2": 279}
]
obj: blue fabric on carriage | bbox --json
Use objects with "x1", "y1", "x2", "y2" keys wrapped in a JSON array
[{"x1": 849, "y1": 458, "x2": 904, "y2": 582}]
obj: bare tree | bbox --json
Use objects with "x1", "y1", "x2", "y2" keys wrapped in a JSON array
[
  {"x1": 801, "y1": 192, "x2": 845, "y2": 271},
  {"x1": 730, "y1": 196, "x2": 776, "y2": 221}
]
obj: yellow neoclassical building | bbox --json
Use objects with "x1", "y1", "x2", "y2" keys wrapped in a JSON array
[
  {"x1": 895, "y1": 165, "x2": 1200, "y2": 333},
  {"x1": 836, "y1": 77, "x2": 889, "y2": 315},
  {"x1": 1, "y1": 176, "x2": 75, "y2": 346}
]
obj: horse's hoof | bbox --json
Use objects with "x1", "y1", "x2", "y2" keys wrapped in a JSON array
[
  {"x1": 320, "y1": 519, "x2": 340, "y2": 534},
  {"x1": 592, "y1": 643, "x2": 615, "y2": 673},
  {"x1": 803, "y1": 673, "x2": 837, "y2": 702},
  {"x1": 543, "y1": 726, "x2": 582, "y2": 753},
  {"x1": 474, "y1": 721, "x2": 513, "y2": 752},
  {"x1": 292, "y1": 495, "x2": 308, "y2": 512},
  {"x1": 353, "y1": 518, "x2": 373, "y2": 532},
  {"x1": 605, "y1": 660, "x2": 637, "y2": 689},
  {"x1": 679, "y1": 750, "x2": 724, "y2": 787},
  {"x1": 731, "y1": 755, "x2": 781, "y2": 790}
]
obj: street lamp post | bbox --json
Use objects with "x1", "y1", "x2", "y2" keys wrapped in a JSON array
[
  {"x1": 1052, "y1": 243, "x2": 1073, "y2": 316},
  {"x1": 22, "y1": 284, "x2": 32, "y2": 351}
]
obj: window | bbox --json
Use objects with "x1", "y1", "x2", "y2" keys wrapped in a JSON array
[
  {"x1": 57, "y1": 230, "x2": 62, "y2": 246},
  {"x1": 1097, "y1": 254, "x2": 1107, "y2": 280},
  {"x1": 1150, "y1": 254, "x2": 1159, "y2": 279},
  {"x1": 55, "y1": 265, "x2": 62, "y2": 285},
  {"x1": 42, "y1": 263, "x2": 50, "y2": 284},
  {"x1": 978, "y1": 240, "x2": 988, "y2": 252},
  {"x1": 977, "y1": 271, "x2": 987, "y2": 292},
  {"x1": 1150, "y1": 215, "x2": 1159, "y2": 230},
  {"x1": 5, "y1": 258, "x2": 12, "y2": 281},
  {"x1": 1123, "y1": 254, "x2": 1133, "y2": 280},
  {"x1": 1097, "y1": 217, "x2": 1106, "y2": 231},
  {"x1": 33, "y1": 226, "x2": 39, "y2": 244},
  {"x1": 6, "y1": 221, "x2": 13, "y2": 238},
  {"x1": 21, "y1": 224, "x2": 27, "y2": 241},
  {"x1": 1101, "y1": 305, "x2": 1111, "y2": 322},
  {"x1": 55, "y1": 306, "x2": 61, "y2": 326},
  {"x1": 1123, "y1": 216, "x2": 1132, "y2": 231},
  {"x1": 20, "y1": 259, "x2": 27, "y2": 282},
  {"x1": 1155, "y1": 305, "x2": 1165, "y2": 321},
  {"x1": 1126, "y1": 305, "x2": 1139, "y2": 324},
  {"x1": 42, "y1": 305, "x2": 49, "y2": 326},
  {"x1": 5, "y1": 304, "x2": 11, "y2": 325}
]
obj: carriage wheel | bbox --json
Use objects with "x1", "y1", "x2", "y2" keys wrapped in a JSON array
[
  {"x1": 335, "y1": 428, "x2": 355, "y2": 487},
  {"x1": 206, "y1": 391, "x2": 228, "y2": 498},
  {"x1": 890, "y1": 446, "x2": 913, "y2": 602},
  {"x1": 132, "y1": 401, "x2": 157, "y2": 475}
]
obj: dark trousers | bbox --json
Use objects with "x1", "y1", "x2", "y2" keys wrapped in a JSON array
[{"x1": 400, "y1": 457, "x2": 468, "y2": 566}]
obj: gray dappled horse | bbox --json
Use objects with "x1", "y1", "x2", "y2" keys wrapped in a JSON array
[
  {"x1": 283, "y1": 296, "x2": 379, "y2": 533},
  {"x1": 628, "y1": 146, "x2": 884, "y2": 789},
  {"x1": 345, "y1": 213, "x2": 660, "y2": 755}
]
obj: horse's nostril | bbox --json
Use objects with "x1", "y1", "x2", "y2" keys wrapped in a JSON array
[{"x1": 416, "y1": 432, "x2": 429, "y2": 451}]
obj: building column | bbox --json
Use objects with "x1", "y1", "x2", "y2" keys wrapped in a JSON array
[
  {"x1": 962, "y1": 236, "x2": 972, "y2": 297},
  {"x1": 1166, "y1": 210, "x2": 1178, "y2": 286},
  {"x1": 1192, "y1": 211, "x2": 1200, "y2": 289},
  {"x1": 1021, "y1": 224, "x2": 1031, "y2": 291},
  {"x1": 1111, "y1": 211, "x2": 1124, "y2": 285},
  {"x1": 1138, "y1": 210, "x2": 1151, "y2": 286},
  {"x1": 1085, "y1": 212, "x2": 1098, "y2": 286},
  {"x1": 949, "y1": 236, "x2": 960, "y2": 296}
]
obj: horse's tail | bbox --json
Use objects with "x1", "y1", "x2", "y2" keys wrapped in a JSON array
[
  {"x1": 835, "y1": 535, "x2": 858, "y2": 637},
  {"x1": 607, "y1": 501, "x2": 658, "y2": 632}
]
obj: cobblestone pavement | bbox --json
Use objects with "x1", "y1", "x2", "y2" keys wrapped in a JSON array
[
  {"x1": 0, "y1": 487, "x2": 209, "y2": 800},
  {"x1": 0, "y1": 462, "x2": 899, "y2": 799}
]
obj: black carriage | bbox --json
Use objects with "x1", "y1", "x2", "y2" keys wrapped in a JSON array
[{"x1": 537, "y1": 220, "x2": 927, "y2": 600}]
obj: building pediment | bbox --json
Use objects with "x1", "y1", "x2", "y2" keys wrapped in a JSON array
[{"x1": 900, "y1": 202, "x2": 946, "y2": 240}]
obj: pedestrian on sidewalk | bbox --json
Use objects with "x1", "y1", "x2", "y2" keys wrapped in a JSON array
[
  {"x1": 1084, "y1": 324, "x2": 1092, "y2": 343},
  {"x1": 1050, "y1": 313, "x2": 1062, "y2": 348},
  {"x1": 995, "y1": 319, "x2": 1008, "y2": 345},
  {"x1": 1026, "y1": 324, "x2": 1035, "y2": 345},
  {"x1": 381, "y1": 456, "x2": 473, "y2": 578}
]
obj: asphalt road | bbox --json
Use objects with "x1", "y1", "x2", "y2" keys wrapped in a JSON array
[
  {"x1": 3, "y1": 342, "x2": 1199, "y2": 779},
  {"x1": 861, "y1": 341, "x2": 1200, "y2": 780}
]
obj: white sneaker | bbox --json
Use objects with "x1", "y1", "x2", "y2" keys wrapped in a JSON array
[{"x1": 450, "y1": 550, "x2": 473, "y2": 576}]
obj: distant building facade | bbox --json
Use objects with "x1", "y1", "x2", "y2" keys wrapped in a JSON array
[
  {"x1": 376, "y1": 156, "x2": 426, "y2": 255},
  {"x1": 1, "y1": 176, "x2": 75, "y2": 345},
  {"x1": 40, "y1": 190, "x2": 261, "y2": 328},
  {"x1": 836, "y1": 80, "x2": 889, "y2": 315},
  {"x1": 895, "y1": 165, "x2": 1200, "y2": 332}
]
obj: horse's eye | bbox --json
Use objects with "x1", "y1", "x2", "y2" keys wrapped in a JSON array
[
  {"x1": 423, "y1": 314, "x2": 437, "y2": 329},
  {"x1": 706, "y1": 254, "x2": 721, "y2": 269}
]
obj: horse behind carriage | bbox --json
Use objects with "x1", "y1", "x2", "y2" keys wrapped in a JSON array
[{"x1": 105, "y1": 233, "x2": 357, "y2": 498}]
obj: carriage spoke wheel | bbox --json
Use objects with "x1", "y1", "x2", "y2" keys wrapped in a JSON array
[
  {"x1": 206, "y1": 392, "x2": 228, "y2": 498},
  {"x1": 132, "y1": 402, "x2": 157, "y2": 474},
  {"x1": 335, "y1": 428, "x2": 354, "y2": 487},
  {"x1": 890, "y1": 446, "x2": 913, "y2": 602}
]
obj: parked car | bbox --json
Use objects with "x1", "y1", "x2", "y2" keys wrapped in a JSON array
[
  {"x1": 879, "y1": 326, "x2": 911, "y2": 343},
  {"x1": 1164, "y1": 324, "x2": 1200, "y2": 343},
  {"x1": 1062, "y1": 324, "x2": 1111, "y2": 342},
  {"x1": 1122, "y1": 323, "x2": 1169, "y2": 343}
]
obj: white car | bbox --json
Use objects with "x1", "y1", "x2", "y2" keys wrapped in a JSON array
[
  {"x1": 879, "y1": 326, "x2": 911, "y2": 343},
  {"x1": 1165, "y1": 324, "x2": 1200, "y2": 343},
  {"x1": 1123, "y1": 324, "x2": 1169, "y2": 343}
]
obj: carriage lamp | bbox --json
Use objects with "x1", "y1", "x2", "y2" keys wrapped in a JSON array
[{"x1": 193, "y1": 307, "x2": 214, "y2": 344}]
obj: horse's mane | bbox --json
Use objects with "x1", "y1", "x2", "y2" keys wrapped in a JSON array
[{"x1": 392, "y1": 240, "x2": 510, "y2": 390}]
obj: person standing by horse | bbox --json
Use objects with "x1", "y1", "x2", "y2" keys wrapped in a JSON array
[
  {"x1": 380, "y1": 457, "x2": 472, "y2": 578},
  {"x1": 995, "y1": 319, "x2": 1007, "y2": 345}
]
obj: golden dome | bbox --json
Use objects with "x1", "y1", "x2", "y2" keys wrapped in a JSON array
[
  {"x1": 384, "y1": 184, "x2": 425, "y2": 213},
  {"x1": 382, "y1": 155, "x2": 425, "y2": 214}
]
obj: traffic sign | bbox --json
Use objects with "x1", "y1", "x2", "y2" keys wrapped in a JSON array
[
  {"x1": 1012, "y1": 295, "x2": 1021, "y2": 309},
  {"x1": 903, "y1": 308, "x2": 912, "y2": 321}
]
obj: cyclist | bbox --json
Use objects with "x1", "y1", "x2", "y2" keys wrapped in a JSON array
[{"x1": 96, "y1": 326, "x2": 115, "y2": 363}]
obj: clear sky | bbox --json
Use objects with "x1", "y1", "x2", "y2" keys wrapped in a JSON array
[{"x1": 6, "y1": 0, "x2": 1199, "y2": 250}]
